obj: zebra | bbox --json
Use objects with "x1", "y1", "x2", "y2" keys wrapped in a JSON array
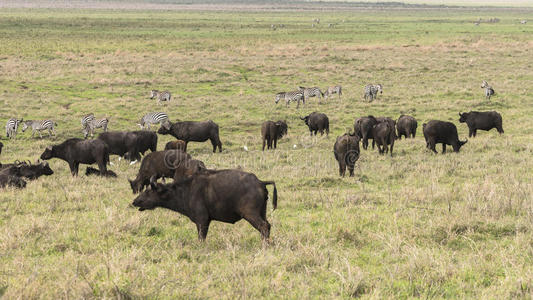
[
  {"x1": 324, "y1": 85, "x2": 342, "y2": 100},
  {"x1": 21, "y1": 120, "x2": 57, "y2": 138},
  {"x1": 5, "y1": 118, "x2": 22, "y2": 139},
  {"x1": 481, "y1": 81, "x2": 495, "y2": 100},
  {"x1": 138, "y1": 112, "x2": 169, "y2": 130},
  {"x1": 275, "y1": 91, "x2": 305, "y2": 108},
  {"x1": 363, "y1": 84, "x2": 383, "y2": 102},
  {"x1": 81, "y1": 113, "x2": 95, "y2": 129},
  {"x1": 83, "y1": 117, "x2": 109, "y2": 139},
  {"x1": 299, "y1": 86, "x2": 324, "y2": 103},
  {"x1": 150, "y1": 90, "x2": 171, "y2": 105}
]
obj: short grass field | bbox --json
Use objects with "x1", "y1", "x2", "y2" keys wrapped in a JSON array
[{"x1": 1, "y1": 3, "x2": 533, "y2": 298}]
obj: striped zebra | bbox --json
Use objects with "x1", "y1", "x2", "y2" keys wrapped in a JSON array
[
  {"x1": 5, "y1": 118, "x2": 22, "y2": 139},
  {"x1": 363, "y1": 84, "x2": 383, "y2": 102},
  {"x1": 481, "y1": 81, "x2": 495, "y2": 100},
  {"x1": 150, "y1": 90, "x2": 171, "y2": 105},
  {"x1": 21, "y1": 120, "x2": 57, "y2": 138},
  {"x1": 81, "y1": 113, "x2": 95, "y2": 129},
  {"x1": 83, "y1": 117, "x2": 109, "y2": 138},
  {"x1": 138, "y1": 112, "x2": 169, "y2": 130},
  {"x1": 324, "y1": 85, "x2": 342, "y2": 100},
  {"x1": 275, "y1": 91, "x2": 305, "y2": 108},
  {"x1": 299, "y1": 86, "x2": 324, "y2": 103}
]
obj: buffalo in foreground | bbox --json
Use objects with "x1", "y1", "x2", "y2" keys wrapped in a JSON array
[
  {"x1": 423, "y1": 120, "x2": 467, "y2": 154},
  {"x1": 396, "y1": 115, "x2": 417, "y2": 139},
  {"x1": 333, "y1": 132, "x2": 360, "y2": 177},
  {"x1": 458, "y1": 111, "x2": 503, "y2": 137},
  {"x1": 301, "y1": 112, "x2": 329, "y2": 136},
  {"x1": 158, "y1": 120, "x2": 222, "y2": 153},
  {"x1": 132, "y1": 169, "x2": 277, "y2": 242},
  {"x1": 261, "y1": 120, "x2": 288, "y2": 150}
]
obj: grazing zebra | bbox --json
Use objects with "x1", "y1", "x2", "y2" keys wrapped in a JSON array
[
  {"x1": 21, "y1": 120, "x2": 57, "y2": 138},
  {"x1": 150, "y1": 90, "x2": 171, "y2": 105},
  {"x1": 324, "y1": 85, "x2": 342, "y2": 100},
  {"x1": 275, "y1": 91, "x2": 305, "y2": 108},
  {"x1": 481, "y1": 81, "x2": 495, "y2": 100},
  {"x1": 299, "y1": 86, "x2": 324, "y2": 103},
  {"x1": 5, "y1": 118, "x2": 22, "y2": 139},
  {"x1": 138, "y1": 112, "x2": 169, "y2": 130},
  {"x1": 81, "y1": 113, "x2": 95, "y2": 129},
  {"x1": 83, "y1": 117, "x2": 109, "y2": 138},
  {"x1": 363, "y1": 84, "x2": 383, "y2": 102}
]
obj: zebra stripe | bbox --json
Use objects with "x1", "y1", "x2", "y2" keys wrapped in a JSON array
[
  {"x1": 5, "y1": 118, "x2": 22, "y2": 139},
  {"x1": 481, "y1": 81, "x2": 495, "y2": 100},
  {"x1": 324, "y1": 85, "x2": 342, "y2": 100},
  {"x1": 275, "y1": 91, "x2": 305, "y2": 108},
  {"x1": 21, "y1": 120, "x2": 56, "y2": 138},
  {"x1": 299, "y1": 86, "x2": 324, "y2": 103},
  {"x1": 83, "y1": 118, "x2": 109, "y2": 138},
  {"x1": 81, "y1": 113, "x2": 95, "y2": 129},
  {"x1": 363, "y1": 84, "x2": 383, "y2": 102},
  {"x1": 150, "y1": 90, "x2": 171, "y2": 105},
  {"x1": 139, "y1": 112, "x2": 169, "y2": 130}
]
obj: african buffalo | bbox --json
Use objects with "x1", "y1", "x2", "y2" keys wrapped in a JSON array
[
  {"x1": 164, "y1": 139, "x2": 187, "y2": 152},
  {"x1": 333, "y1": 132, "x2": 360, "y2": 177},
  {"x1": 458, "y1": 111, "x2": 504, "y2": 137},
  {"x1": 97, "y1": 131, "x2": 157, "y2": 162},
  {"x1": 0, "y1": 160, "x2": 53, "y2": 180},
  {"x1": 173, "y1": 158, "x2": 207, "y2": 181},
  {"x1": 423, "y1": 120, "x2": 467, "y2": 154},
  {"x1": 354, "y1": 115, "x2": 378, "y2": 150},
  {"x1": 40, "y1": 138, "x2": 110, "y2": 176},
  {"x1": 0, "y1": 173, "x2": 26, "y2": 189},
  {"x1": 261, "y1": 120, "x2": 288, "y2": 150},
  {"x1": 158, "y1": 120, "x2": 222, "y2": 153},
  {"x1": 85, "y1": 166, "x2": 117, "y2": 177},
  {"x1": 396, "y1": 115, "x2": 417, "y2": 139},
  {"x1": 132, "y1": 169, "x2": 277, "y2": 242},
  {"x1": 301, "y1": 112, "x2": 329, "y2": 136},
  {"x1": 129, "y1": 150, "x2": 191, "y2": 193},
  {"x1": 372, "y1": 121, "x2": 395, "y2": 156}
]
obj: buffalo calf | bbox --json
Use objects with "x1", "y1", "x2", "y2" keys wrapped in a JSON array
[
  {"x1": 459, "y1": 111, "x2": 503, "y2": 137},
  {"x1": 164, "y1": 139, "x2": 187, "y2": 152},
  {"x1": 261, "y1": 120, "x2": 288, "y2": 150}
]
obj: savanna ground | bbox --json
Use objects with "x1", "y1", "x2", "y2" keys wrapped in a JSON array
[{"x1": 1, "y1": 2, "x2": 533, "y2": 298}]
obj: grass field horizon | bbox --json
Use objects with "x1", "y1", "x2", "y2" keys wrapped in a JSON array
[{"x1": 1, "y1": 5, "x2": 533, "y2": 298}]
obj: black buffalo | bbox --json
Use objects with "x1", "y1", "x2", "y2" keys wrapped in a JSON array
[
  {"x1": 97, "y1": 131, "x2": 157, "y2": 162},
  {"x1": 40, "y1": 138, "x2": 110, "y2": 176},
  {"x1": 164, "y1": 139, "x2": 187, "y2": 152},
  {"x1": 458, "y1": 111, "x2": 504, "y2": 137},
  {"x1": 333, "y1": 132, "x2": 360, "y2": 177},
  {"x1": 173, "y1": 158, "x2": 207, "y2": 181},
  {"x1": 423, "y1": 120, "x2": 467, "y2": 154},
  {"x1": 372, "y1": 121, "x2": 395, "y2": 156},
  {"x1": 129, "y1": 150, "x2": 191, "y2": 193},
  {"x1": 85, "y1": 166, "x2": 117, "y2": 177},
  {"x1": 0, "y1": 160, "x2": 53, "y2": 180},
  {"x1": 158, "y1": 120, "x2": 222, "y2": 153},
  {"x1": 354, "y1": 115, "x2": 378, "y2": 150},
  {"x1": 261, "y1": 120, "x2": 288, "y2": 150},
  {"x1": 132, "y1": 169, "x2": 277, "y2": 242},
  {"x1": 300, "y1": 112, "x2": 329, "y2": 136},
  {"x1": 396, "y1": 115, "x2": 417, "y2": 139}
]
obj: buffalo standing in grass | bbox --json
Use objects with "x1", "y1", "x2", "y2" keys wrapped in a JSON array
[
  {"x1": 98, "y1": 131, "x2": 157, "y2": 162},
  {"x1": 132, "y1": 169, "x2": 277, "y2": 242},
  {"x1": 396, "y1": 115, "x2": 417, "y2": 139},
  {"x1": 458, "y1": 111, "x2": 504, "y2": 137},
  {"x1": 423, "y1": 120, "x2": 467, "y2": 154},
  {"x1": 261, "y1": 120, "x2": 288, "y2": 150},
  {"x1": 372, "y1": 121, "x2": 395, "y2": 156},
  {"x1": 158, "y1": 120, "x2": 222, "y2": 153},
  {"x1": 40, "y1": 138, "x2": 110, "y2": 176},
  {"x1": 333, "y1": 132, "x2": 360, "y2": 177},
  {"x1": 354, "y1": 116, "x2": 378, "y2": 150},
  {"x1": 301, "y1": 112, "x2": 329, "y2": 136}
]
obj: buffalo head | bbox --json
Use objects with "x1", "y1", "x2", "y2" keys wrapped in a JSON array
[
  {"x1": 40, "y1": 146, "x2": 54, "y2": 160},
  {"x1": 458, "y1": 112, "x2": 469, "y2": 123}
]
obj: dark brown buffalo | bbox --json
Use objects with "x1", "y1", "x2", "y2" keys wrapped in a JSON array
[
  {"x1": 301, "y1": 112, "x2": 329, "y2": 136},
  {"x1": 158, "y1": 120, "x2": 222, "y2": 153},
  {"x1": 173, "y1": 158, "x2": 207, "y2": 181},
  {"x1": 261, "y1": 120, "x2": 288, "y2": 150},
  {"x1": 0, "y1": 160, "x2": 53, "y2": 180},
  {"x1": 423, "y1": 120, "x2": 467, "y2": 154},
  {"x1": 333, "y1": 133, "x2": 360, "y2": 177},
  {"x1": 458, "y1": 111, "x2": 504, "y2": 137},
  {"x1": 164, "y1": 139, "x2": 187, "y2": 152},
  {"x1": 132, "y1": 169, "x2": 277, "y2": 242},
  {"x1": 40, "y1": 138, "x2": 110, "y2": 176},
  {"x1": 85, "y1": 167, "x2": 117, "y2": 177},
  {"x1": 372, "y1": 121, "x2": 395, "y2": 156},
  {"x1": 396, "y1": 115, "x2": 417, "y2": 139},
  {"x1": 129, "y1": 150, "x2": 191, "y2": 193},
  {"x1": 354, "y1": 115, "x2": 378, "y2": 150},
  {"x1": 98, "y1": 131, "x2": 157, "y2": 162}
]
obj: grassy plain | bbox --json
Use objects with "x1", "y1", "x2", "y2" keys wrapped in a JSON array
[{"x1": 1, "y1": 4, "x2": 533, "y2": 298}]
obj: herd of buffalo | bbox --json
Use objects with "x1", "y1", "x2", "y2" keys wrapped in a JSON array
[{"x1": 0, "y1": 108, "x2": 504, "y2": 242}]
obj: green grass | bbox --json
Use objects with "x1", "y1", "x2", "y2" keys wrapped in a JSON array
[{"x1": 1, "y1": 5, "x2": 533, "y2": 299}]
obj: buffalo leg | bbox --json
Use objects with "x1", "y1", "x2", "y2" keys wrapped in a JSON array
[
  {"x1": 469, "y1": 128, "x2": 474, "y2": 137},
  {"x1": 362, "y1": 136, "x2": 368, "y2": 150},
  {"x1": 262, "y1": 139, "x2": 266, "y2": 151},
  {"x1": 428, "y1": 139, "x2": 438, "y2": 154},
  {"x1": 210, "y1": 138, "x2": 217, "y2": 153},
  {"x1": 348, "y1": 165, "x2": 354, "y2": 177},
  {"x1": 97, "y1": 158, "x2": 107, "y2": 175},
  {"x1": 184, "y1": 142, "x2": 188, "y2": 153},
  {"x1": 273, "y1": 138, "x2": 277, "y2": 149},
  {"x1": 442, "y1": 144, "x2": 446, "y2": 154},
  {"x1": 196, "y1": 219, "x2": 211, "y2": 241},
  {"x1": 69, "y1": 162, "x2": 79, "y2": 176},
  {"x1": 497, "y1": 125, "x2": 504, "y2": 134},
  {"x1": 244, "y1": 214, "x2": 271, "y2": 242},
  {"x1": 339, "y1": 161, "x2": 346, "y2": 177},
  {"x1": 473, "y1": 129, "x2": 477, "y2": 137}
]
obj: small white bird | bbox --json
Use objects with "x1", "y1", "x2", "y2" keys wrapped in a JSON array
[
  {"x1": 129, "y1": 160, "x2": 137, "y2": 165},
  {"x1": 243, "y1": 145, "x2": 248, "y2": 151},
  {"x1": 293, "y1": 144, "x2": 297, "y2": 149}
]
